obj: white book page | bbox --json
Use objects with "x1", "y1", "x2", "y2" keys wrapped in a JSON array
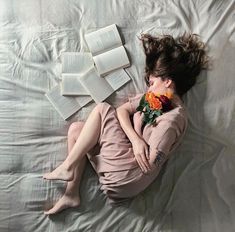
[
  {"x1": 45, "y1": 84, "x2": 81, "y2": 120},
  {"x1": 85, "y1": 24, "x2": 122, "y2": 56},
  {"x1": 93, "y1": 46, "x2": 130, "y2": 76},
  {"x1": 79, "y1": 68, "x2": 114, "y2": 103},
  {"x1": 105, "y1": 69, "x2": 131, "y2": 91},
  {"x1": 62, "y1": 52, "x2": 94, "y2": 74},
  {"x1": 61, "y1": 74, "x2": 88, "y2": 96}
]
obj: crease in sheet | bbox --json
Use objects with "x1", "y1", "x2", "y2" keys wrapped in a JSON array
[{"x1": 204, "y1": 1, "x2": 235, "y2": 43}]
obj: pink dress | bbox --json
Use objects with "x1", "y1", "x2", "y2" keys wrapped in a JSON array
[{"x1": 87, "y1": 94, "x2": 187, "y2": 204}]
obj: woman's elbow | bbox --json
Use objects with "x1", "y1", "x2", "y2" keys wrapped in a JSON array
[
  {"x1": 116, "y1": 106, "x2": 125, "y2": 118},
  {"x1": 116, "y1": 106, "x2": 131, "y2": 120}
]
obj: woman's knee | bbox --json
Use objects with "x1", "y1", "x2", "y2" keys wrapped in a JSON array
[
  {"x1": 93, "y1": 102, "x2": 112, "y2": 114},
  {"x1": 68, "y1": 121, "x2": 84, "y2": 138}
]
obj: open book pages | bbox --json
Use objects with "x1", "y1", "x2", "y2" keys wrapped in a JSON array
[
  {"x1": 45, "y1": 84, "x2": 92, "y2": 120},
  {"x1": 61, "y1": 74, "x2": 88, "y2": 96},
  {"x1": 61, "y1": 52, "x2": 94, "y2": 74},
  {"x1": 74, "y1": 95, "x2": 92, "y2": 108},
  {"x1": 85, "y1": 24, "x2": 122, "y2": 56},
  {"x1": 79, "y1": 67, "x2": 113, "y2": 103},
  {"x1": 104, "y1": 68, "x2": 131, "y2": 90},
  {"x1": 78, "y1": 67, "x2": 131, "y2": 103},
  {"x1": 85, "y1": 24, "x2": 130, "y2": 76},
  {"x1": 93, "y1": 46, "x2": 130, "y2": 76}
]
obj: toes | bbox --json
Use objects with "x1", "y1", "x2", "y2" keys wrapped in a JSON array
[
  {"x1": 44, "y1": 196, "x2": 80, "y2": 215},
  {"x1": 44, "y1": 204, "x2": 64, "y2": 215},
  {"x1": 42, "y1": 172, "x2": 56, "y2": 180},
  {"x1": 44, "y1": 210, "x2": 52, "y2": 215},
  {"x1": 43, "y1": 173, "x2": 50, "y2": 179},
  {"x1": 42, "y1": 170, "x2": 74, "y2": 181}
]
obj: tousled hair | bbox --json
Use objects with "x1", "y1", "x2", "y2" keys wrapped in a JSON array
[{"x1": 140, "y1": 33, "x2": 209, "y2": 97}]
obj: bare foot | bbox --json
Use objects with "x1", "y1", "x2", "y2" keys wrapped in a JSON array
[
  {"x1": 44, "y1": 194, "x2": 80, "y2": 215},
  {"x1": 43, "y1": 164, "x2": 74, "y2": 181}
]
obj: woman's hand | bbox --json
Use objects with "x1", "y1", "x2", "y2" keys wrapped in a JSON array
[
  {"x1": 132, "y1": 138, "x2": 151, "y2": 173},
  {"x1": 116, "y1": 102, "x2": 151, "y2": 173}
]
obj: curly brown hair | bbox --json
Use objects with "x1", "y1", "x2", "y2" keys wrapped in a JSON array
[{"x1": 140, "y1": 33, "x2": 209, "y2": 97}]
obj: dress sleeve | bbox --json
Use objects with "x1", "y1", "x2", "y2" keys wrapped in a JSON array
[{"x1": 148, "y1": 121, "x2": 178, "y2": 167}]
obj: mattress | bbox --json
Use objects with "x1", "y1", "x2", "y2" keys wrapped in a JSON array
[{"x1": 0, "y1": 0, "x2": 234, "y2": 231}]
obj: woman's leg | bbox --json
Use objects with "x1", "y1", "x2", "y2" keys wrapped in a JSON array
[
  {"x1": 44, "y1": 122, "x2": 87, "y2": 215},
  {"x1": 43, "y1": 104, "x2": 102, "y2": 181}
]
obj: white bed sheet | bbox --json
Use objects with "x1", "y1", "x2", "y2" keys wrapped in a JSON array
[{"x1": 0, "y1": 0, "x2": 234, "y2": 231}]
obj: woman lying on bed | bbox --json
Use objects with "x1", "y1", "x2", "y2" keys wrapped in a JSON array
[{"x1": 43, "y1": 33, "x2": 208, "y2": 215}]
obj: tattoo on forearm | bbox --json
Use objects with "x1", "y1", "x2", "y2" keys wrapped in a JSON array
[{"x1": 154, "y1": 151, "x2": 166, "y2": 167}]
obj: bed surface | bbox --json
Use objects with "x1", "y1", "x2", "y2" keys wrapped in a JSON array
[{"x1": 0, "y1": 0, "x2": 235, "y2": 231}]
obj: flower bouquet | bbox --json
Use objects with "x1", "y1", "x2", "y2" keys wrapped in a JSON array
[{"x1": 136, "y1": 91, "x2": 173, "y2": 125}]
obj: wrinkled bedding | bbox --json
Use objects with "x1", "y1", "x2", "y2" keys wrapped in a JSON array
[{"x1": 0, "y1": 0, "x2": 234, "y2": 231}]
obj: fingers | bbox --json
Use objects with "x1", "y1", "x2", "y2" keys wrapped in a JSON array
[
  {"x1": 135, "y1": 153, "x2": 151, "y2": 174},
  {"x1": 145, "y1": 145, "x2": 150, "y2": 160},
  {"x1": 135, "y1": 157, "x2": 145, "y2": 173},
  {"x1": 132, "y1": 138, "x2": 151, "y2": 173},
  {"x1": 141, "y1": 153, "x2": 151, "y2": 172}
]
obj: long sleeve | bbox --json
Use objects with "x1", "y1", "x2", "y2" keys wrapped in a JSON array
[{"x1": 148, "y1": 120, "x2": 180, "y2": 167}]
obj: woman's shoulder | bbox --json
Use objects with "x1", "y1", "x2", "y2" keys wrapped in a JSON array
[
  {"x1": 156, "y1": 100, "x2": 188, "y2": 133},
  {"x1": 128, "y1": 93, "x2": 144, "y2": 102}
]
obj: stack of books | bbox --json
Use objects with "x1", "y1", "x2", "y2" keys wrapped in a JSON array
[{"x1": 45, "y1": 24, "x2": 131, "y2": 120}]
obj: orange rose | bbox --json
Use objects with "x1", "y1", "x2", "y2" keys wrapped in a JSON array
[
  {"x1": 145, "y1": 92, "x2": 162, "y2": 110},
  {"x1": 137, "y1": 91, "x2": 173, "y2": 125},
  {"x1": 145, "y1": 92, "x2": 155, "y2": 102},
  {"x1": 149, "y1": 97, "x2": 162, "y2": 110}
]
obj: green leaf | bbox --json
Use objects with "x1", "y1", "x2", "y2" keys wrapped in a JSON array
[
  {"x1": 138, "y1": 96, "x2": 165, "y2": 126},
  {"x1": 136, "y1": 95, "x2": 146, "y2": 112},
  {"x1": 139, "y1": 95, "x2": 146, "y2": 105},
  {"x1": 149, "y1": 117, "x2": 155, "y2": 124},
  {"x1": 145, "y1": 104, "x2": 150, "y2": 112},
  {"x1": 149, "y1": 111, "x2": 155, "y2": 118},
  {"x1": 143, "y1": 115, "x2": 148, "y2": 123},
  {"x1": 136, "y1": 105, "x2": 143, "y2": 111}
]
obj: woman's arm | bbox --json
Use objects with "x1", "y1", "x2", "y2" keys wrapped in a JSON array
[
  {"x1": 147, "y1": 121, "x2": 178, "y2": 168},
  {"x1": 116, "y1": 102, "x2": 151, "y2": 173},
  {"x1": 132, "y1": 111, "x2": 143, "y2": 137}
]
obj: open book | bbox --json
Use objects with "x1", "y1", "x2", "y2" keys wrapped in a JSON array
[
  {"x1": 45, "y1": 84, "x2": 92, "y2": 120},
  {"x1": 61, "y1": 52, "x2": 94, "y2": 96},
  {"x1": 61, "y1": 52, "x2": 94, "y2": 74},
  {"x1": 85, "y1": 24, "x2": 130, "y2": 76},
  {"x1": 78, "y1": 67, "x2": 131, "y2": 103}
]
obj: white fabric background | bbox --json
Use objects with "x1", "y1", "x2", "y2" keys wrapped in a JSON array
[{"x1": 0, "y1": 0, "x2": 234, "y2": 231}]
